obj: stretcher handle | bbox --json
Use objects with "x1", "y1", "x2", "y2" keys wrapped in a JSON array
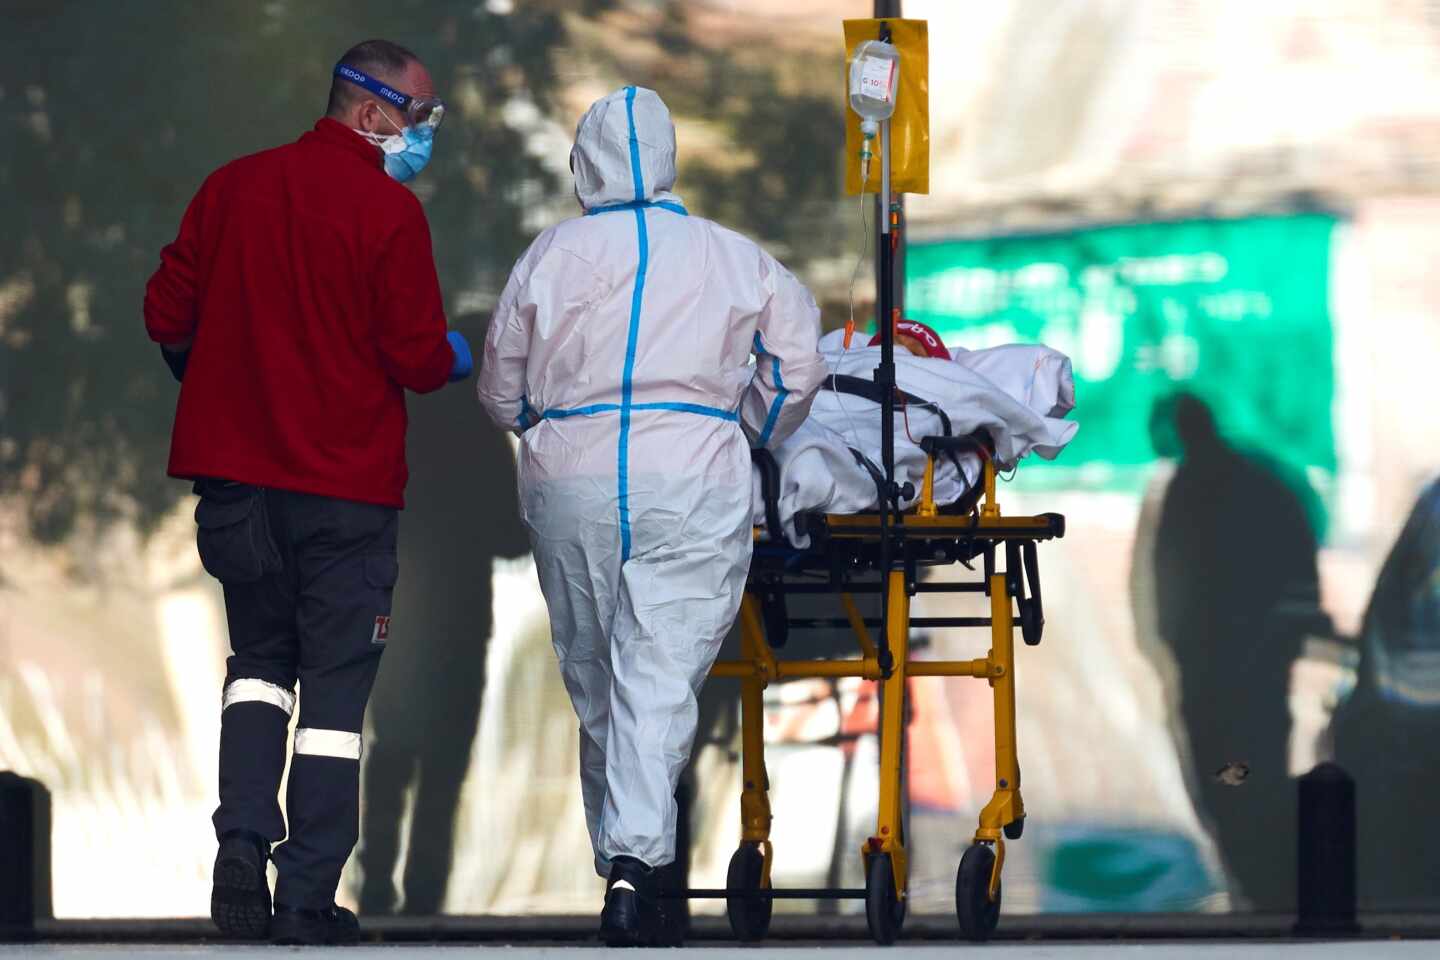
[
  {"x1": 918, "y1": 434, "x2": 994, "y2": 516},
  {"x1": 918, "y1": 433, "x2": 994, "y2": 458},
  {"x1": 751, "y1": 447, "x2": 788, "y2": 547},
  {"x1": 1007, "y1": 540, "x2": 1046, "y2": 646}
]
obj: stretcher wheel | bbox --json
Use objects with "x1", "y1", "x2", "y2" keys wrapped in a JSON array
[
  {"x1": 955, "y1": 843, "x2": 1001, "y2": 942},
  {"x1": 864, "y1": 853, "x2": 906, "y2": 946},
  {"x1": 1004, "y1": 816, "x2": 1025, "y2": 840},
  {"x1": 725, "y1": 844, "x2": 771, "y2": 942},
  {"x1": 1019, "y1": 598, "x2": 1043, "y2": 646}
]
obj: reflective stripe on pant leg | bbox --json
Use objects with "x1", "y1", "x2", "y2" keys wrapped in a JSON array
[
  {"x1": 223, "y1": 677, "x2": 296, "y2": 716},
  {"x1": 217, "y1": 676, "x2": 297, "y2": 836},
  {"x1": 212, "y1": 537, "x2": 298, "y2": 845},
  {"x1": 294, "y1": 728, "x2": 363, "y2": 760}
]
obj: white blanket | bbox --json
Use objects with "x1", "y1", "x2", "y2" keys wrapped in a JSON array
[{"x1": 752, "y1": 331, "x2": 1079, "y2": 545}]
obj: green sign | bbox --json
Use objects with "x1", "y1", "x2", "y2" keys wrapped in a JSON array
[{"x1": 906, "y1": 215, "x2": 1337, "y2": 494}]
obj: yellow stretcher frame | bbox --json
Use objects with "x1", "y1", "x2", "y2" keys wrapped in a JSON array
[{"x1": 704, "y1": 451, "x2": 1064, "y2": 945}]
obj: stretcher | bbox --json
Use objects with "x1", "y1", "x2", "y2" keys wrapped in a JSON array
[
  {"x1": 751, "y1": 340, "x2": 1078, "y2": 546},
  {"x1": 686, "y1": 432, "x2": 1064, "y2": 945}
]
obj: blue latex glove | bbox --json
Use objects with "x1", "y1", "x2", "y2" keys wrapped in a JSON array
[{"x1": 447, "y1": 331, "x2": 473, "y2": 382}]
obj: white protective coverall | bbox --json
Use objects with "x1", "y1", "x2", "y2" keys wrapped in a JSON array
[{"x1": 477, "y1": 86, "x2": 825, "y2": 875}]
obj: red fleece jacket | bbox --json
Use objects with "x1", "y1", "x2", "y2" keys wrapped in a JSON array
[{"x1": 144, "y1": 118, "x2": 453, "y2": 508}]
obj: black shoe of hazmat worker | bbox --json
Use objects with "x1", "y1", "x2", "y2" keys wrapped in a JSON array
[
  {"x1": 210, "y1": 830, "x2": 271, "y2": 939},
  {"x1": 270, "y1": 903, "x2": 361, "y2": 946},
  {"x1": 600, "y1": 856, "x2": 683, "y2": 947}
]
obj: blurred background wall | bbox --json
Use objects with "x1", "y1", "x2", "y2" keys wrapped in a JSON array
[{"x1": 2, "y1": 0, "x2": 1438, "y2": 919}]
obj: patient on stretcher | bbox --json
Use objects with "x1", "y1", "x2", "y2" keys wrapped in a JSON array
[{"x1": 751, "y1": 320, "x2": 1078, "y2": 545}]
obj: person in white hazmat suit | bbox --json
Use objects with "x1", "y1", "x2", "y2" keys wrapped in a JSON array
[{"x1": 476, "y1": 86, "x2": 825, "y2": 944}]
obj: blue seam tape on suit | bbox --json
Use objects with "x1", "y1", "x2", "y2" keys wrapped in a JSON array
[
  {"x1": 518, "y1": 395, "x2": 539, "y2": 428},
  {"x1": 634, "y1": 402, "x2": 736, "y2": 420},
  {"x1": 543, "y1": 403, "x2": 621, "y2": 419},
  {"x1": 616, "y1": 86, "x2": 649, "y2": 564},
  {"x1": 618, "y1": 207, "x2": 647, "y2": 563},
  {"x1": 587, "y1": 200, "x2": 688, "y2": 217},
  {"x1": 542, "y1": 402, "x2": 736, "y2": 422},
  {"x1": 753, "y1": 331, "x2": 788, "y2": 447}
]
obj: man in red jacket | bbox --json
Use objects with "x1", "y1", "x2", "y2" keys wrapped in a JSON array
[{"x1": 144, "y1": 39, "x2": 471, "y2": 946}]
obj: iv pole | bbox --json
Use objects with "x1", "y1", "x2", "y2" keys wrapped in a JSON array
[{"x1": 873, "y1": 8, "x2": 902, "y2": 677}]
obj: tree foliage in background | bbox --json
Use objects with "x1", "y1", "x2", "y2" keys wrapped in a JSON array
[
  {"x1": 0, "y1": 0, "x2": 852, "y2": 546},
  {"x1": 585, "y1": 3, "x2": 852, "y2": 268},
  {"x1": 0, "y1": 0, "x2": 607, "y2": 544}
]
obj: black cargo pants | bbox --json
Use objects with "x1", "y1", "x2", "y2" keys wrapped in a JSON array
[{"x1": 194, "y1": 479, "x2": 398, "y2": 910}]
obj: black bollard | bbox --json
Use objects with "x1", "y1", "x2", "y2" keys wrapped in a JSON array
[
  {"x1": 1294, "y1": 762, "x2": 1360, "y2": 935},
  {"x1": 0, "y1": 772, "x2": 53, "y2": 942}
]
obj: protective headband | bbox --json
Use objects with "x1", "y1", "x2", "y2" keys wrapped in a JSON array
[
  {"x1": 333, "y1": 63, "x2": 446, "y2": 131},
  {"x1": 334, "y1": 64, "x2": 410, "y2": 109},
  {"x1": 869, "y1": 319, "x2": 951, "y2": 361}
]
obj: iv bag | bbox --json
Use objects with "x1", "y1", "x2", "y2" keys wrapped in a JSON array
[
  {"x1": 843, "y1": 19, "x2": 929, "y2": 195},
  {"x1": 848, "y1": 39, "x2": 900, "y2": 122}
]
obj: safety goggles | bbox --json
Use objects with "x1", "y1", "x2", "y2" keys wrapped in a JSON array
[{"x1": 333, "y1": 63, "x2": 446, "y2": 132}]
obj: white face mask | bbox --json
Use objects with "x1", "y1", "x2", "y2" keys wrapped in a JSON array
[
  {"x1": 356, "y1": 129, "x2": 401, "y2": 150},
  {"x1": 354, "y1": 106, "x2": 405, "y2": 152}
]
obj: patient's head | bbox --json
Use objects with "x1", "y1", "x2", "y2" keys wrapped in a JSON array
[{"x1": 869, "y1": 319, "x2": 951, "y2": 360}]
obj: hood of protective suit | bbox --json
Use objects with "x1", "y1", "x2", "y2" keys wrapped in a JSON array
[{"x1": 570, "y1": 86, "x2": 678, "y2": 210}]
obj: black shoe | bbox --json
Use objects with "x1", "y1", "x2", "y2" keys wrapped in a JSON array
[
  {"x1": 270, "y1": 903, "x2": 361, "y2": 946},
  {"x1": 211, "y1": 831, "x2": 271, "y2": 939},
  {"x1": 600, "y1": 856, "x2": 651, "y2": 947},
  {"x1": 600, "y1": 857, "x2": 683, "y2": 948}
]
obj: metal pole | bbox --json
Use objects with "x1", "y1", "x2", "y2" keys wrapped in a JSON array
[
  {"x1": 874, "y1": 15, "x2": 898, "y2": 677},
  {"x1": 874, "y1": 0, "x2": 904, "y2": 321},
  {"x1": 879, "y1": 116, "x2": 894, "y2": 499},
  {"x1": 872, "y1": 0, "x2": 902, "y2": 511}
]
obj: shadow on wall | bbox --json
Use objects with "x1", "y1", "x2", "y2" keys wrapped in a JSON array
[
  {"x1": 1333, "y1": 477, "x2": 1440, "y2": 912},
  {"x1": 356, "y1": 340, "x2": 529, "y2": 916},
  {"x1": 1135, "y1": 392, "x2": 1323, "y2": 912}
]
